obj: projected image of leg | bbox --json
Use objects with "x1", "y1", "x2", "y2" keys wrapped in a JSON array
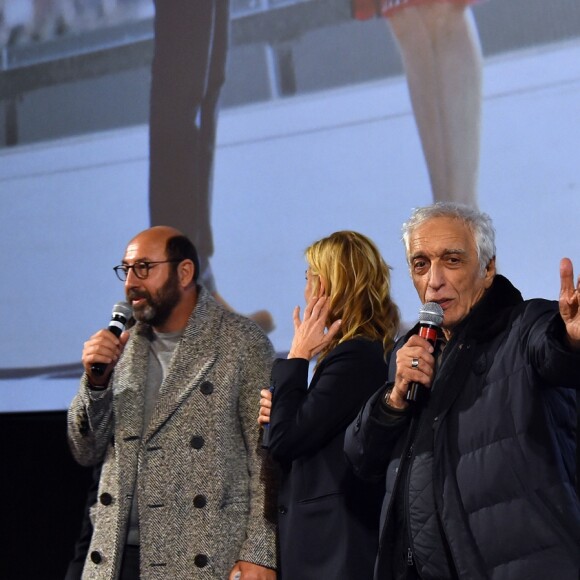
[
  {"x1": 387, "y1": 2, "x2": 483, "y2": 207},
  {"x1": 148, "y1": 0, "x2": 274, "y2": 332}
]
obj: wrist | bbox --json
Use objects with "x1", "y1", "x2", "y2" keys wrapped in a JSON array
[
  {"x1": 566, "y1": 335, "x2": 580, "y2": 352},
  {"x1": 88, "y1": 382, "x2": 108, "y2": 391},
  {"x1": 384, "y1": 387, "x2": 408, "y2": 411},
  {"x1": 87, "y1": 375, "x2": 109, "y2": 390},
  {"x1": 287, "y1": 349, "x2": 311, "y2": 360}
]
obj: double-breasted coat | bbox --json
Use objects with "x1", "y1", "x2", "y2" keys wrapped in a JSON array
[{"x1": 68, "y1": 288, "x2": 277, "y2": 579}]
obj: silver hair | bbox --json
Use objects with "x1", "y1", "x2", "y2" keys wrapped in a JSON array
[{"x1": 402, "y1": 202, "x2": 496, "y2": 275}]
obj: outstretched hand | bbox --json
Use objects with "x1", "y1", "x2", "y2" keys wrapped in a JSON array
[
  {"x1": 287, "y1": 296, "x2": 341, "y2": 360},
  {"x1": 559, "y1": 258, "x2": 580, "y2": 351}
]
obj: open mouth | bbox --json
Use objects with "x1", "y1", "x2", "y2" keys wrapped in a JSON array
[{"x1": 128, "y1": 295, "x2": 148, "y2": 307}]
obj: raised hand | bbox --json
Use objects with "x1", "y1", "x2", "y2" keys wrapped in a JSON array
[
  {"x1": 287, "y1": 296, "x2": 341, "y2": 360},
  {"x1": 559, "y1": 258, "x2": 580, "y2": 350}
]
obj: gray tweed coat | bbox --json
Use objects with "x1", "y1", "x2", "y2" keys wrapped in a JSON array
[{"x1": 68, "y1": 287, "x2": 277, "y2": 579}]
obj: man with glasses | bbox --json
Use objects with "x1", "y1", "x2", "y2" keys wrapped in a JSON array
[{"x1": 67, "y1": 226, "x2": 277, "y2": 580}]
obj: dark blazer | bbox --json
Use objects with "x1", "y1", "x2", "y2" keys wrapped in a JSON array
[{"x1": 268, "y1": 338, "x2": 388, "y2": 580}]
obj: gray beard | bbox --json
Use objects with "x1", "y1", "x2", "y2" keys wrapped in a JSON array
[
  {"x1": 134, "y1": 302, "x2": 156, "y2": 323},
  {"x1": 129, "y1": 271, "x2": 181, "y2": 328}
]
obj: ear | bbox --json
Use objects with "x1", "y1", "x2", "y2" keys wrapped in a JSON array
[
  {"x1": 483, "y1": 257, "x2": 496, "y2": 288},
  {"x1": 318, "y1": 276, "x2": 328, "y2": 297},
  {"x1": 178, "y1": 259, "x2": 195, "y2": 287}
]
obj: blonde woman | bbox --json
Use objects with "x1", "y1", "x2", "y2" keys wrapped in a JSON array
[{"x1": 258, "y1": 230, "x2": 400, "y2": 579}]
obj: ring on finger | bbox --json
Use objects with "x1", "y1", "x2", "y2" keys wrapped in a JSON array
[{"x1": 411, "y1": 358, "x2": 419, "y2": 369}]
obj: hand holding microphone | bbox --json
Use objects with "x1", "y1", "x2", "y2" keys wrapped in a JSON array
[
  {"x1": 406, "y1": 302, "x2": 444, "y2": 404},
  {"x1": 82, "y1": 302, "x2": 133, "y2": 386},
  {"x1": 391, "y1": 302, "x2": 443, "y2": 409}
]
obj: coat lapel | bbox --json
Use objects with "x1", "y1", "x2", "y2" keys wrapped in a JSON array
[
  {"x1": 110, "y1": 324, "x2": 151, "y2": 501},
  {"x1": 114, "y1": 325, "x2": 150, "y2": 440},
  {"x1": 143, "y1": 287, "x2": 221, "y2": 442}
]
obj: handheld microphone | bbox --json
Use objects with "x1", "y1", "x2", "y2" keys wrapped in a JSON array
[
  {"x1": 90, "y1": 301, "x2": 133, "y2": 377},
  {"x1": 406, "y1": 302, "x2": 444, "y2": 405},
  {"x1": 260, "y1": 385, "x2": 275, "y2": 449}
]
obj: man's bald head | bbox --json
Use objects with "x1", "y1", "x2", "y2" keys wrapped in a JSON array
[
  {"x1": 126, "y1": 226, "x2": 200, "y2": 286},
  {"x1": 128, "y1": 225, "x2": 184, "y2": 249}
]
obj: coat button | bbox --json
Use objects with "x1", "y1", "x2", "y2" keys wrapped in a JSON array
[
  {"x1": 90, "y1": 551, "x2": 103, "y2": 564},
  {"x1": 278, "y1": 505, "x2": 287, "y2": 514},
  {"x1": 200, "y1": 381, "x2": 214, "y2": 395},
  {"x1": 193, "y1": 494, "x2": 207, "y2": 508},
  {"x1": 190, "y1": 435, "x2": 205, "y2": 449},
  {"x1": 194, "y1": 554, "x2": 208, "y2": 567},
  {"x1": 100, "y1": 493, "x2": 113, "y2": 506}
]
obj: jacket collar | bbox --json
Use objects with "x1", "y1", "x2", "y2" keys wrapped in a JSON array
[{"x1": 451, "y1": 274, "x2": 523, "y2": 342}]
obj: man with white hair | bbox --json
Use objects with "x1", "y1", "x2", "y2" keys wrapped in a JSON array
[{"x1": 345, "y1": 202, "x2": 580, "y2": 579}]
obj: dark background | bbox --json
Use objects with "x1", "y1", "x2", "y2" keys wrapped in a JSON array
[{"x1": 0, "y1": 411, "x2": 93, "y2": 579}]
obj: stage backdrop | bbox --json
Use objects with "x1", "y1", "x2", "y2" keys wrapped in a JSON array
[
  {"x1": 0, "y1": 5, "x2": 579, "y2": 412},
  {"x1": 1, "y1": 4, "x2": 579, "y2": 578}
]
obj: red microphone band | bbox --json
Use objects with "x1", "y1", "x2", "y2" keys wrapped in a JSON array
[{"x1": 418, "y1": 324, "x2": 438, "y2": 345}]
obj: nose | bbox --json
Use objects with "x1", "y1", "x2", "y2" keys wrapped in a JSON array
[
  {"x1": 427, "y1": 262, "x2": 446, "y2": 290},
  {"x1": 124, "y1": 266, "x2": 140, "y2": 288}
]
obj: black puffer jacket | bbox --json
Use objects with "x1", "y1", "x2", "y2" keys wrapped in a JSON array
[{"x1": 345, "y1": 275, "x2": 580, "y2": 580}]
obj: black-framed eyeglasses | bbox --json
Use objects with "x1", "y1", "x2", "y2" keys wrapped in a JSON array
[{"x1": 113, "y1": 260, "x2": 182, "y2": 281}]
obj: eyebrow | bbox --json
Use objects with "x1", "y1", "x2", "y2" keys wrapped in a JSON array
[
  {"x1": 442, "y1": 248, "x2": 467, "y2": 256},
  {"x1": 410, "y1": 248, "x2": 467, "y2": 261},
  {"x1": 410, "y1": 252, "x2": 426, "y2": 262},
  {"x1": 121, "y1": 257, "x2": 153, "y2": 265}
]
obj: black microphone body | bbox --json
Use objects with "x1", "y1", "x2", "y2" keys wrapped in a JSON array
[
  {"x1": 91, "y1": 302, "x2": 133, "y2": 377},
  {"x1": 406, "y1": 302, "x2": 444, "y2": 405}
]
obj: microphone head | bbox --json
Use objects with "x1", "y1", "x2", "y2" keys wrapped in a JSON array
[
  {"x1": 112, "y1": 301, "x2": 133, "y2": 322},
  {"x1": 419, "y1": 302, "x2": 444, "y2": 328}
]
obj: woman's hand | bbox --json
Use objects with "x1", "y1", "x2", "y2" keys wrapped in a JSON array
[
  {"x1": 258, "y1": 388, "x2": 272, "y2": 426},
  {"x1": 287, "y1": 296, "x2": 341, "y2": 360}
]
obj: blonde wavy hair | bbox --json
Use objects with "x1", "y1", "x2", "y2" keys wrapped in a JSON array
[{"x1": 306, "y1": 230, "x2": 400, "y2": 364}]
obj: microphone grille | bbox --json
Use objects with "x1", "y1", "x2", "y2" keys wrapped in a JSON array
[
  {"x1": 112, "y1": 301, "x2": 133, "y2": 321},
  {"x1": 419, "y1": 302, "x2": 444, "y2": 327}
]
